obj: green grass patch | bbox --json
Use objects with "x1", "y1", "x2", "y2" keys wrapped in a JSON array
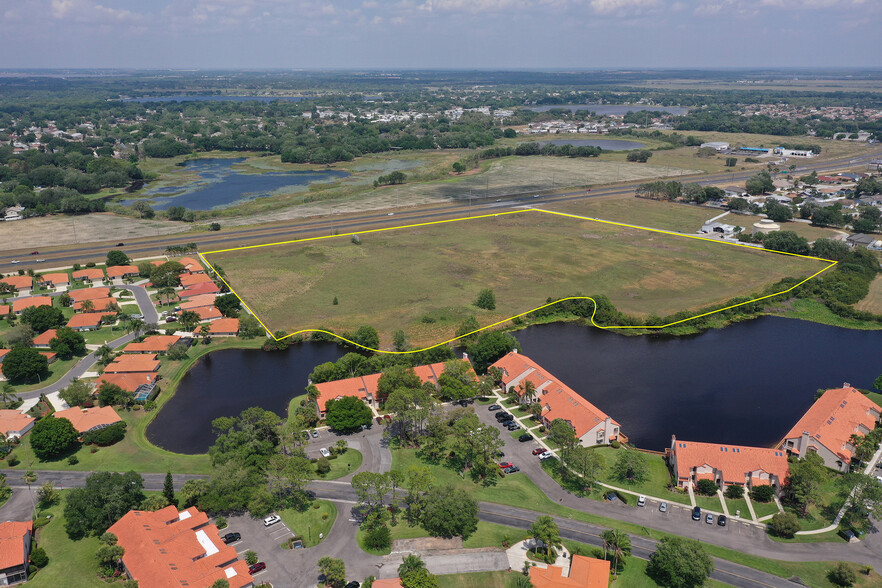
[
  {"x1": 750, "y1": 500, "x2": 781, "y2": 519},
  {"x1": 317, "y1": 449, "x2": 363, "y2": 480},
  {"x1": 693, "y1": 494, "x2": 723, "y2": 512},
  {"x1": 769, "y1": 298, "x2": 882, "y2": 331},
  {"x1": 724, "y1": 497, "x2": 750, "y2": 519},
  {"x1": 28, "y1": 502, "x2": 105, "y2": 588},
  {"x1": 278, "y1": 500, "x2": 336, "y2": 547},
  {"x1": 591, "y1": 447, "x2": 691, "y2": 506},
  {"x1": 436, "y1": 570, "x2": 526, "y2": 588}
]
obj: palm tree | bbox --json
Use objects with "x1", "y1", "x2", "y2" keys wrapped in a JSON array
[
  {"x1": 0, "y1": 383, "x2": 19, "y2": 409},
  {"x1": 96, "y1": 344, "x2": 114, "y2": 365},
  {"x1": 529, "y1": 402, "x2": 542, "y2": 422},
  {"x1": 520, "y1": 380, "x2": 537, "y2": 405},
  {"x1": 129, "y1": 318, "x2": 144, "y2": 338},
  {"x1": 398, "y1": 554, "x2": 426, "y2": 578},
  {"x1": 529, "y1": 515, "x2": 561, "y2": 561},
  {"x1": 158, "y1": 287, "x2": 176, "y2": 306},
  {"x1": 601, "y1": 529, "x2": 631, "y2": 576},
  {"x1": 80, "y1": 299, "x2": 94, "y2": 312}
]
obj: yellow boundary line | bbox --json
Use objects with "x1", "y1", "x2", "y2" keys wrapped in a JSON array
[{"x1": 198, "y1": 208, "x2": 837, "y2": 353}]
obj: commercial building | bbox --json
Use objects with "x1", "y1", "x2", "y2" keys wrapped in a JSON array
[{"x1": 700, "y1": 142, "x2": 729, "y2": 152}]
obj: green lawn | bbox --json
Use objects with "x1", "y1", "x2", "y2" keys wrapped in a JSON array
[
  {"x1": 28, "y1": 503, "x2": 106, "y2": 588},
  {"x1": 591, "y1": 447, "x2": 692, "y2": 506},
  {"x1": 784, "y1": 475, "x2": 845, "y2": 532},
  {"x1": 751, "y1": 500, "x2": 781, "y2": 519},
  {"x1": 278, "y1": 500, "x2": 336, "y2": 548},
  {"x1": 724, "y1": 497, "x2": 751, "y2": 519},
  {"x1": 315, "y1": 449, "x2": 363, "y2": 480},
  {"x1": 9, "y1": 355, "x2": 84, "y2": 394},
  {"x1": 389, "y1": 520, "x2": 528, "y2": 551},
  {"x1": 436, "y1": 571, "x2": 526, "y2": 588},
  {"x1": 693, "y1": 494, "x2": 723, "y2": 512},
  {"x1": 769, "y1": 298, "x2": 882, "y2": 331}
]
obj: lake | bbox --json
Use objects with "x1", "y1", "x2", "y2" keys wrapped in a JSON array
[
  {"x1": 544, "y1": 139, "x2": 647, "y2": 151},
  {"x1": 528, "y1": 104, "x2": 689, "y2": 116},
  {"x1": 145, "y1": 317, "x2": 881, "y2": 454},
  {"x1": 145, "y1": 343, "x2": 346, "y2": 454},
  {"x1": 120, "y1": 158, "x2": 349, "y2": 211}
]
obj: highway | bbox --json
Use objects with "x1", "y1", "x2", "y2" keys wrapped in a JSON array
[{"x1": 3, "y1": 148, "x2": 880, "y2": 273}]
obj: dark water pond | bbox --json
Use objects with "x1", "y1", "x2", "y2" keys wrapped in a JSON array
[
  {"x1": 515, "y1": 318, "x2": 880, "y2": 451},
  {"x1": 123, "y1": 95, "x2": 310, "y2": 103},
  {"x1": 121, "y1": 158, "x2": 349, "y2": 211},
  {"x1": 146, "y1": 343, "x2": 346, "y2": 454},
  {"x1": 545, "y1": 139, "x2": 646, "y2": 151},
  {"x1": 528, "y1": 104, "x2": 689, "y2": 116}
]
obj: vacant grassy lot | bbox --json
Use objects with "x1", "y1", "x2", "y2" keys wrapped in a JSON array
[
  {"x1": 855, "y1": 275, "x2": 882, "y2": 314},
  {"x1": 209, "y1": 208, "x2": 827, "y2": 348}
]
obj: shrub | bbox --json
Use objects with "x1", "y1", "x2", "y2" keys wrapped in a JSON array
[
  {"x1": 67, "y1": 455, "x2": 79, "y2": 465},
  {"x1": 609, "y1": 440, "x2": 621, "y2": 449},
  {"x1": 316, "y1": 457, "x2": 331, "y2": 475},
  {"x1": 829, "y1": 562, "x2": 857, "y2": 587},
  {"x1": 364, "y1": 524, "x2": 391, "y2": 551},
  {"x1": 83, "y1": 422, "x2": 127, "y2": 446},
  {"x1": 7, "y1": 455, "x2": 19, "y2": 467},
  {"x1": 769, "y1": 512, "x2": 800, "y2": 538},
  {"x1": 244, "y1": 550, "x2": 258, "y2": 566},
  {"x1": 30, "y1": 547, "x2": 48, "y2": 568},
  {"x1": 33, "y1": 516, "x2": 51, "y2": 529},
  {"x1": 750, "y1": 484, "x2": 775, "y2": 503},
  {"x1": 474, "y1": 288, "x2": 496, "y2": 310},
  {"x1": 725, "y1": 484, "x2": 744, "y2": 499},
  {"x1": 215, "y1": 516, "x2": 227, "y2": 529},
  {"x1": 696, "y1": 479, "x2": 719, "y2": 496}
]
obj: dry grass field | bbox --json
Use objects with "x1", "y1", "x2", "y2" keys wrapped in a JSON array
[
  {"x1": 207, "y1": 208, "x2": 828, "y2": 349},
  {"x1": 855, "y1": 275, "x2": 882, "y2": 315}
]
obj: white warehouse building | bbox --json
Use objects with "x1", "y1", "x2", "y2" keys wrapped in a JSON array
[{"x1": 700, "y1": 141, "x2": 730, "y2": 152}]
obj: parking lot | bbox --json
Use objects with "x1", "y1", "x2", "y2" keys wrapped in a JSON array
[{"x1": 222, "y1": 513, "x2": 297, "y2": 587}]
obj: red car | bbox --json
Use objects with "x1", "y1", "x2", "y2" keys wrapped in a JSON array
[
  {"x1": 376, "y1": 416, "x2": 383, "y2": 425},
  {"x1": 532, "y1": 448, "x2": 545, "y2": 456},
  {"x1": 30, "y1": 251, "x2": 39, "y2": 255},
  {"x1": 248, "y1": 562, "x2": 266, "y2": 574},
  {"x1": 498, "y1": 462, "x2": 513, "y2": 469},
  {"x1": 383, "y1": 414, "x2": 392, "y2": 423}
]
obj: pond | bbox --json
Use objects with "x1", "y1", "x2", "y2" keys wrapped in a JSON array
[
  {"x1": 120, "y1": 158, "x2": 349, "y2": 211},
  {"x1": 527, "y1": 104, "x2": 689, "y2": 116},
  {"x1": 544, "y1": 139, "x2": 647, "y2": 151},
  {"x1": 145, "y1": 343, "x2": 346, "y2": 454},
  {"x1": 146, "y1": 316, "x2": 880, "y2": 455}
]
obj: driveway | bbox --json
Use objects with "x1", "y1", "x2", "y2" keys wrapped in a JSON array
[{"x1": 303, "y1": 423, "x2": 392, "y2": 481}]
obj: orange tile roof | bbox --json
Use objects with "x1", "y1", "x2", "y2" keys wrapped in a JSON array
[
  {"x1": 39, "y1": 272, "x2": 69, "y2": 285},
  {"x1": 671, "y1": 438, "x2": 789, "y2": 486},
  {"x1": 492, "y1": 352, "x2": 618, "y2": 438},
  {"x1": 0, "y1": 275, "x2": 33, "y2": 290},
  {"x1": 69, "y1": 287, "x2": 111, "y2": 302},
  {"x1": 0, "y1": 521, "x2": 33, "y2": 570},
  {"x1": 72, "y1": 268, "x2": 106, "y2": 281},
  {"x1": 783, "y1": 387, "x2": 882, "y2": 463},
  {"x1": 209, "y1": 318, "x2": 239, "y2": 335},
  {"x1": 180, "y1": 273, "x2": 213, "y2": 287},
  {"x1": 0, "y1": 349, "x2": 9, "y2": 361},
  {"x1": 177, "y1": 257, "x2": 205, "y2": 273},
  {"x1": 314, "y1": 362, "x2": 448, "y2": 413},
  {"x1": 106, "y1": 354, "x2": 160, "y2": 373},
  {"x1": 180, "y1": 294, "x2": 218, "y2": 310},
  {"x1": 32, "y1": 329, "x2": 58, "y2": 346},
  {"x1": 53, "y1": 406, "x2": 122, "y2": 433},
  {"x1": 73, "y1": 297, "x2": 117, "y2": 312},
  {"x1": 39, "y1": 351, "x2": 57, "y2": 362},
  {"x1": 12, "y1": 296, "x2": 54, "y2": 313},
  {"x1": 66, "y1": 313, "x2": 105, "y2": 329},
  {"x1": 0, "y1": 410, "x2": 35, "y2": 436},
  {"x1": 106, "y1": 265, "x2": 139, "y2": 278},
  {"x1": 372, "y1": 580, "x2": 405, "y2": 588},
  {"x1": 0, "y1": 305, "x2": 8, "y2": 316},
  {"x1": 150, "y1": 260, "x2": 164, "y2": 267},
  {"x1": 108, "y1": 506, "x2": 253, "y2": 588},
  {"x1": 180, "y1": 282, "x2": 220, "y2": 298},
  {"x1": 124, "y1": 335, "x2": 181, "y2": 354},
  {"x1": 194, "y1": 306, "x2": 222, "y2": 321},
  {"x1": 98, "y1": 372, "x2": 158, "y2": 393},
  {"x1": 529, "y1": 555, "x2": 610, "y2": 588}
]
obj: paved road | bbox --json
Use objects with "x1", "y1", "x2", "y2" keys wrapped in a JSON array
[
  {"x1": 0, "y1": 469, "x2": 206, "y2": 491},
  {"x1": 302, "y1": 424, "x2": 392, "y2": 482},
  {"x1": 3, "y1": 148, "x2": 879, "y2": 272}
]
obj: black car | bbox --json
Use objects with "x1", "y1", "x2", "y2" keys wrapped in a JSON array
[
  {"x1": 344, "y1": 582, "x2": 360, "y2": 588},
  {"x1": 116, "y1": 242, "x2": 125, "y2": 246},
  {"x1": 717, "y1": 515, "x2": 727, "y2": 527},
  {"x1": 488, "y1": 404, "x2": 501, "y2": 411},
  {"x1": 222, "y1": 532, "x2": 241, "y2": 544},
  {"x1": 497, "y1": 414, "x2": 514, "y2": 422},
  {"x1": 503, "y1": 466, "x2": 520, "y2": 474},
  {"x1": 692, "y1": 506, "x2": 701, "y2": 521},
  {"x1": 518, "y1": 433, "x2": 533, "y2": 442}
]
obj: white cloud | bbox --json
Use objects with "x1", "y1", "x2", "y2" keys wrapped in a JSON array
[{"x1": 589, "y1": 0, "x2": 659, "y2": 13}]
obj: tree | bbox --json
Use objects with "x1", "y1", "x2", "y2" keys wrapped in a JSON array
[
  {"x1": 37, "y1": 481, "x2": 60, "y2": 509},
  {"x1": 30, "y1": 416, "x2": 79, "y2": 460},
  {"x1": 64, "y1": 471, "x2": 145, "y2": 538},
  {"x1": 377, "y1": 365, "x2": 422, "y2": 401},
  {"x1": 266, "y1": 453, "x2": 313, "y2": 510},
  {"x1": 452, "y1": 161, "x2": 465, "y2": 173},
  {"x1": 466, "y1": 331, "x2": 521, "y2": 374},
  {"x1": 725, "y1": 484, "x2": 744, "y2": 499},
  {"x1": 398, "y1": 554, "x2": 427, "y2": 578},
  {"x1": 49, "y1": 327, "x2": 86, "y2": 358},
  {"x1": 646, "y1": 536, "x2": 714, "y2": 588},
  {"x1": 763, "y1": 231, "x2": 810, "y2": 256},
  {"x1": 177, "y1": 310, "x2": 200, "y2": 333},
  {"x1": 211, "y1": 580, "x2": 230, "y2": 588},
  {"x1": 474, "y1": 288, "x2": 496, "y2": 310},
  {"x1": 567, "y1": 446, "x2": 606, "y2": 492},
  {"x1": 769, "y1": 512, "x2": 800, "y2": 538},
  {"x1": 401, "y1": 568, "x2": 439, "y2": 588},
  {"x1": 787, "y1": 451, "x2": 827, "y2": 516},
  {"x1": 346, "y1": 325, "x2": 379, "y2": 350},
  {"x1": 325, "y1": 396, "x2": 373, "y2": 432},
  {"x1": 420, "y1": 484, "x2": 479, "y2": 540},
  {"x1": 364, "y1": 523, "x2": 391, "y2": 551},
  {"x1": 0, "y1": 383, "x2": 18, "y2": 409},
  {"x1": 696, "y1": 479, "x2": 718, "y2": 496},
  {"x1": 745, "y1": 171, "x2": 774, "y2": 195},
  {"x1": 529, "y1": 515, "x2": 562, "y2": 560},
  {"x1": 317, "y1": 556, "x2": 346, "y2": 588},
  {"x1": 841, "y1": 473, "x2": 882, "y2": 532},
  {"x1": 351, "y1": 472, "x2": 391, "y2": 515},
  {"x1": 163, "y1": 471, "x2": 176, "y2": 507},
  {"x1": 106, "y1": 250, "x2": 130, "y2": 267},
  {"x1": 547, "y1": 419, "x2": 578, "y2": 456},
  {"x1": 140, "y1": 494, "x2": 170, "y2": 511},
  {"x1": 626, "y1": 150, "x2": 652, "y2": 163},
  {"x1": 213, "y1": 293, "x2": 241, "y2": 318},
  {"x1": 764, "y1": 201, "x2": 793, "y2": 223},
  {"x1": 156, "y1": 286, "x2": 177, "y2": 306},
  {"x1": 601, "y1": 529, "x2": 631, "y2": 576},
  {"x1": 20, "y1": 305, "x2": 65, "y2": 333},
  {"x1": 95, "y1": 542, "x2": 125, "y2": 568},
  {"x1": 612, "y1": 450, "x2": 649, "y2": 485},
  {"x1": 750, "y1": 484, "x2": 775, "y2": 503},
  {"x1": 30, "y1": 546, "x2": 48, "y2": 568},
  {"x1": 60, "y1": 379, "x2": 92, "y2": 407}
]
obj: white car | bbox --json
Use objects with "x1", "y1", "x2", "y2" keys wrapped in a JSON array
[
  {"x1": 319, "y1": 448, "x2": 331, "y2": 458},
  {"x1": 10, "y1": 260, "x2": 19, "y2": 264},
  {"x1": 538, "y1": 451, "x2": 555, "y2": 461},
  {"x1": 263, "y1": 515, "x2": 281, "y2": 527},
  {"x1": 637, "y1": 495, "x2": 646, "y2": 507}
]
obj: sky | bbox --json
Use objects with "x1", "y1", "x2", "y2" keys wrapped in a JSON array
[{"x1": 0, "y1": 0, "x2": 880, "y2": 69}]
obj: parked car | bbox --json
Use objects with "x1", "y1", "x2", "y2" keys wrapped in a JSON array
[
  {"x1": 222, "y1": 532, "x2": 241, "y2": 544},
  {"x1": 637, "y1": 495, "x2": 646, "y2": 507},
  {"x1": 165, "y1": 316, "x2": 177, "y2": 322},
  {"x1": 345, "y1": 582, "x2": 361, "y2": 588},
  {"x1": 503, "y1": 466, "x2": 520, "y2": 474},
  {"x1": 319, "y1": 448, "x2": 331, "y2": 458},
  {"x1": 518, "y1": 433, "x2": 533, "y2": 442},
  {"x1": 532, "y1": 448, "x2": 546, "y2": 455},
  {"x1": 705, "y1": 513, "x2": 714, "y2": 525},
  {"x1": 659, "y1": 502, "x2": 667, "y2": 513},
  {"x1": 248, "y1": 562, "x2": 266, "y2": 574},
  {"x1": 497, "y1": 414, "x2": 514, "y2": 422},
  {"x1": 311, "y1": 430, "x2": 319, "y2": 438},
  {"x1": 506, "y1": 423, "x2": 521, "y2": 431},
  {"x1": 116, "y1": 242, "x2": 125, "y2": 246},
  {"x1": 488, "y1": 404, "x2": 501, "y2": 411},
  {"x1": 717, "y1": 515, "x2": 727, "y2": 527},
  {"x1": 606, "y1": 493, "x2": 617, "y2": 502},
  {"x1": 263, "y1": 515, "x2": 281, "y2": 527},
  {"x1": 10, "y1": 260, "x2": 19, "y2": 264},
  {"x1": 35, "y1": 259, "x2": 45, "y2": 263},
  {"x1": 692, "y1": 507, "x2": 701, "y2": 521},
  {"x1": 538, "y1": 452, "x2": 555, "y2": 461},
  {"x1": 498, "y1": 462, "x2": 513, "y2": 469}
]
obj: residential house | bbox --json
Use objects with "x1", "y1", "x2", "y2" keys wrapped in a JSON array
[
  {"x1": 53, "y1": 405, "x2": 122, "y2": 434},
  {"x1": 105, "y1": 354, "x2": 160, "y2": 374},
  {"x1": 0, "y1": 349, "x2": 9, "y2": 364},
  {"x1": 0, "y1": 275, "x2": 32, "y2": 294},
  {"x1": 669, "y1": 435, "x2": 789, "y2": 492},
  {"x1": 781, "y1": 385, "x2": 882, "y2": 472},
  {"x1": 0, "y1": 521, "x2": 33, "y2": 585},
  {"x1": 73, "y1": 297, "x2": 118, "y2": 313},
  {"x1": 724, "y1": 186, "x2": 747, "y2": 198},
  {"x1": 106, "y1": 265, "x2": 139, "y2": 282},
  {"x1": 846, "y1": 234, "x2": 880, "y2": 250},
  {"x1": 492, "y1": 351, "x2": 622, "y2": 446},
  {"x1": 39, "y1": 351, "x2": 57, "y2": 364},
  {"x1": 0, "y1": 305, "x2": 8, "y2": 317},
  {"x1": 179, "y1": 282, "x2": 220, "y2": 298},
  {"x1": 108, "y1": 506, "x2": 254, "y2": 588},
  {"x1": 180, "y1": 294, "x2": 219, "y2": 311},
  {"x1": 31, "y1": 329, "x2": 57, "y2": 349},
  {"x1": 12, "y1": 296, "x2": 54, "y2": 315},
  {"x1": 529, "y1": 554, "x2": 610, "y2": 588},
  {"x1": 0, "y1": 410, "x2": 35, "y2": 440},
  {"x1": 71, "y1": 268, "x2": 106, "y2": 284},
  {"x1": 69, "y1": 287, "x2": 111, "y2": 303},
  {"x1": 209, "y1": 318, "x2": 239, "y2": 337},
  {"x1": 98, "y1": 372, "x2": 158, "y2": 403},
  {"x1": 180, "y1": 273, "x2": 214, "y2": 288},
  {"x1": 194, "y1": 306, "x2": 222, "y2": 321},
  {"x1": 177, "y1": 257, "x2": 205, "y2": 273},
  {"x1": 36, "y1": 273, "x2": 70, "y2": 291},
  {"x1": 66, "y1": 313, "x2": 105, "y2": 331},
  {"x1": 123, "y1": 335, "x2": 181, "y2": 354}
]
